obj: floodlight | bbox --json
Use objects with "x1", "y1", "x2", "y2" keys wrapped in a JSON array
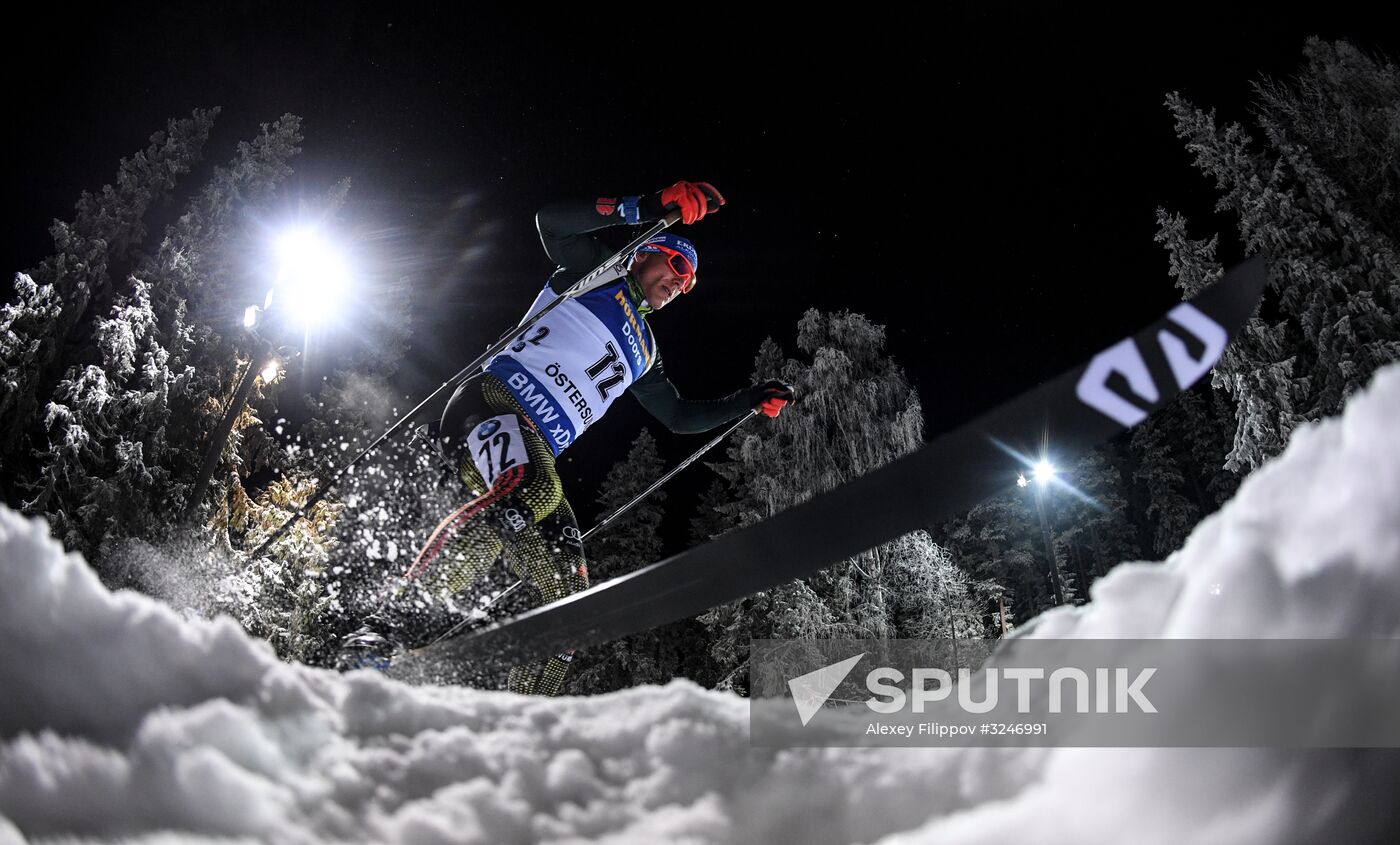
[{"x1": 274, "y1": 228, "x2": 351, "y2": 326}]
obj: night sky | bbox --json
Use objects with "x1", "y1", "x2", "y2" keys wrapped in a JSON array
[{"x1": 8, "y1": 5, "x2": 1398, "y2": 532}]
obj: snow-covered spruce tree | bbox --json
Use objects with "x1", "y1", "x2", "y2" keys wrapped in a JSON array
[
  {"x1": 689, "y1": 477, "x2": 733, "y2": 547},
  {"x1": 1253, "y1": 39, "x2": 1400, "y2": 250},
  {"x1": 1127, "y1": 385, "x2": 1241, "y2": 557},
  {"x1": 21, "y1": 117, "x2": 302, "y2": 565},
  {"x1": 1053, "y1": 443, "x2": 1141, "y2": 588},
  {"x1": 1129, "y1": 406, "x2": 1201, "y2": 559},
  {"x1": 1, "y1": 110, "x2": 219, "y2": 539},
  {"x1": 699, "y1": 312, "x2": 985, "y2": 692},
  {"x1": 939, "y1": 494, "x2": 1049, "y2": 624},
  {"x1": 1157, "y1": 38, "x2": 1400, "y2": 474}
]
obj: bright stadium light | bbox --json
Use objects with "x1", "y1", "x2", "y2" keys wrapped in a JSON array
[
  {"x1": 191, "y1": 226, "x2": 354, "y2": 524},
  {"x1": 1034, "y1": 459, "x2": 1057, "y2": 485},
  {"x1": 274, "y1": 228, "x2": 351, "y2": 326}
]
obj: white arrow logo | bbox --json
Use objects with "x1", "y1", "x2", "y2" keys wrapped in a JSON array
[{"x1": 789, "y1": 653, "x2": 866, "y2": 726}]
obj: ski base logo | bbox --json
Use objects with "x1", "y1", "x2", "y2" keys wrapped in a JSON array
[{"x1": 1076, "y1": 303, "x2": 1227, "y2": 425}]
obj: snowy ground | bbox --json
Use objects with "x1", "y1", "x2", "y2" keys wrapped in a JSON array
[{"x1": 3, "y1": 363, "x2": 1400, "y2": 845}]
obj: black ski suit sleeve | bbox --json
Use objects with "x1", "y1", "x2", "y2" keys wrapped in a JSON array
[
  {"x1": 536, "y1": 195, "x2": 662, "y2": 294},
  {"x1": 629, "y1": 353, "x2": 757, "y2": 434},
  {"x1": 534, "y1": 194, "x2": 756, "y2": 433}
]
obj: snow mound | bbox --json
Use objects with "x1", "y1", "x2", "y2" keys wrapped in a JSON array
[{"x1": 4, "y1": 363, "x2": 1400, "y2": 844}]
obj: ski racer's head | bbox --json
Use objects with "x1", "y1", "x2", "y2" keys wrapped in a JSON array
[{"x1": 633, "y1": 233, "x2": 698, "y2": 311}]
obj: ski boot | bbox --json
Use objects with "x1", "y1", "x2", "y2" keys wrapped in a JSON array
[{"x1": 334, "y1": 624, "x2": 403, "y2": 672}]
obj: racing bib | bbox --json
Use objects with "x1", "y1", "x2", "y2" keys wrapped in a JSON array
[
  {"x1": 469, "y1": 414, "x2": 530, "y2": 490},
  {"x1": 486, "y1": 278, "x2": 657, "y2": 456}
]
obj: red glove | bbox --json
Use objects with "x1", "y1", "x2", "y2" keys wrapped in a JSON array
[
  {"x1": 751, "y1": 380, "x2": 795, "y2": 418},
  {"x1": 660, "y1": 181, "x2": 726, "y2": 225}
]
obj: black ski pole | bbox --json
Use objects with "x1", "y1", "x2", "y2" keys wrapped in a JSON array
[
  {"x1": 582, "y1": 409, "x2": 758, "y2": 542},
  {"x1": 248, "y1": 211, "x2": 682, "y2": 560}
]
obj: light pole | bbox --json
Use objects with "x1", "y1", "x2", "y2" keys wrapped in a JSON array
[
  {"x1": 182, "y1": 350, "x2": 272, "y2": 523},
  {"x1": 182, "y1": 228, "x2": 350, "y2": 524},
  {"x1": 1019, "y1": 459, "x2": 1065, "y2": 606}
]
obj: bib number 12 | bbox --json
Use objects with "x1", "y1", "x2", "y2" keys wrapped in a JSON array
[{"x1": 471, "y1": 414, "x2": 530, "y2": 489}]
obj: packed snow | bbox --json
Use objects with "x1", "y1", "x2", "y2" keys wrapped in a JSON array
[{"x1": 3, "y1": 363, "x2": 1400, "y2": 845}]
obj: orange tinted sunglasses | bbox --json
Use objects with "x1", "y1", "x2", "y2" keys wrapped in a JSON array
[{"x1": 648, "y1": 244, "x2": 697, "y2": 293}]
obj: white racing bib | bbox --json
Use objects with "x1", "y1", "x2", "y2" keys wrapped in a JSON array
[
  {"x1": 469, "y1": 414, "x2": 530, "y2": 490},
  {"x1": 485, "y1": 278, "x2": 657, "y2": 456}
]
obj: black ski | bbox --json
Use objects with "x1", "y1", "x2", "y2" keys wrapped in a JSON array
[{"x1": 394, "y1": 256, "x2": 1268, "y2": 680}]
